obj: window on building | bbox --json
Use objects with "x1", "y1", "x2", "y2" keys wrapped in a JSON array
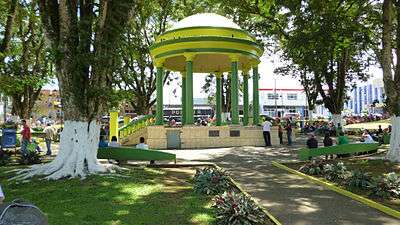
[
  {"x1": 267, "y1": 93, "x2": 279, "y2": 100},
  {"x1": 287, "y1": 93, "x2": 297, "y2": 100}
]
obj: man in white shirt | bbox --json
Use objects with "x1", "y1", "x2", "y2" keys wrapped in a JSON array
[
  {"x1": 136, "y1": 137, "x2": 149, "y2": 150},
  {"x1": 263, "y1": 119, "x2": 272, "y2": 146},
  {"x1": 136, "y1": 137, "x2": 152, "y2": 164},
  {"x1": 43, "y1": 123, "x2": 55, "y2": 155}
]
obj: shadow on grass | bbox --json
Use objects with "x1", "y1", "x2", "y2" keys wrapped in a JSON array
[{"x1": 0, "y1": 166, "x2": 214, "y2": 225}]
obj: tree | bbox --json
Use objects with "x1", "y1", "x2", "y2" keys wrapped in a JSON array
[
  {"x1": 0, "y1": 1, "x2": 53, "y2": 119},
  {"x1": 112, "y1": 0, "x2": 177, "y2": 115},
  {"x1": 275, "y1": 63, "x2": 319, "y2": 119},
  {"x1": 381, "y1": 0, "x2": 400, "y2": 162},
  {"x1": 16, "y1": 0, "x2": 136, "y2": 180},
  {"x1": 216, "y1": 0, "x2": 374, "y2": 126},
  {"x1": 0, "y1": 0, "x2": 18, "y2": 62},
  {"x1": 201, "y1": 73, "x2": 232, "y2": 114}
]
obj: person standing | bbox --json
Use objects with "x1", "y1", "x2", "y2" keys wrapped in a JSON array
[
  {"x1": 43, "y1": 123, "x2": 55, "y2": 155},
  {"x1": 262, "y1": 119, "x2": 272, "y2": 146},
  {"x1": 286, "y1": 119, "x2": 293, "y2": 146},
  {"x1": 278, "y1": 124, "x2": 284, "y2": 145},
  {"x1": 20, "y1": 119, "x2": 31, "y2": 155},
  {"x1": 323, "y1": 133, "x2": 334, "y2": 160}
]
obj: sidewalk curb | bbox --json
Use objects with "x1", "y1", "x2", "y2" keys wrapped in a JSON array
[
  {"x1": 212, "y1": 164, "x2": 283, "y2": 225},
  {"x1": 271, "y1": 161, "x2": 400, "y2": 220}
]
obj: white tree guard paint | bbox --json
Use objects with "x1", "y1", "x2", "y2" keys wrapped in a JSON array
[
  {"x1": 386, "y1": 116, "x2": 400, "y2": 162},
  {"x1": 15, "y1": 120, "x2": 110, "y2": 180},
  {"x1": 332, "y1": 114, "x2": 342, "y2": 127}
]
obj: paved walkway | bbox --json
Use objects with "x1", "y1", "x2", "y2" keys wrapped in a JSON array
[{"x1": 165, "y1": 145, "x2": 400, "y2": 225}]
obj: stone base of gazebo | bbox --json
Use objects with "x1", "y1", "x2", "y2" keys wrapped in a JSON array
[{"x1": 135, "y1": 125, "x2": 294, "y2": 150}]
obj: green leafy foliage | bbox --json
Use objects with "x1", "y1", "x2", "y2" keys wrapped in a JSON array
[
  {"x1": 213, "y1": 191, "x2": 267, "y2": 225},
  {"x1": 346, "y1": 170, "x2": 373, "y2": 190},
  {"x1": 0, "y1": 1, "x2": 54, "y2": 119},
  {"x1": 299, "y1": 160, "x2": 325, "y2": 175},
  {"x1": 193, "y1": 167, "x2": 232, "y2": 195},
  {"x1": 370, "y1": 173, "x2": 400, "y2": 199},
  {"x1": 323, "y1": 162, "x2": 351, "y2": 182}
]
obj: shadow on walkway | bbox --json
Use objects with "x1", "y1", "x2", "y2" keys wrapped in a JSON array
[{"x1": 169, "y1": 145, "x2": 400, "y2": 225}]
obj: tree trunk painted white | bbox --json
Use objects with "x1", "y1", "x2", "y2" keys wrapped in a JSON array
[
  {"x1": 15, "y1": 120, "x2": 110, "y2": 180},
  {"x1": 332, "y1": 114, "x2": 342, "y2": 127},
  {"x1": 386, "y1": 116, "x2": 400, "y2": 162}
]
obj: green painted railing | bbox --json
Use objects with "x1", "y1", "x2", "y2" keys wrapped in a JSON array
[{"x1": 118, "y1": 115, "x2": 155, "y2": 139}]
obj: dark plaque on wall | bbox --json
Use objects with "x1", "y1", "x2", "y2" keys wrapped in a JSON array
[
  {"x1": 209, "y1": 130, "x2": 220, "y2": 137},
  {"x1": 230, "y1": 130, "x2": 240, "y2": 137}
]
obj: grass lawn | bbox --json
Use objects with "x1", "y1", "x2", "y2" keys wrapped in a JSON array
[
  {"x1": 344, "y1": 119, "x2": 391, "y2": 130},
  {"x1": 0, "y1": 166, "x2": 214, "y2": 225},
  {"x1": 285, "y1": 158, "x2": 400, "y2": 211}
]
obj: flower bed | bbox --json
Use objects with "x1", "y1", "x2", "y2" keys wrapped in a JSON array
[
  {"x1": 193, "y1": 167, "x2": 278, "y2": 225},
  {"x1": 285, "y1": 159, "x2": 400, "y2": 211}
]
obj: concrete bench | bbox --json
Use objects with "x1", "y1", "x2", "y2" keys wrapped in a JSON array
[
  {"x1": 97, "y1": 147, "x2": 176, "y2": 163},
  {"x1": 298, "y1": 143, "x2": 380, "y2": 161}
]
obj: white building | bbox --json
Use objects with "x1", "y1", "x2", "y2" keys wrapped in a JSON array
[
  {"x1": 344, "y1": 78, "x2": 385, "y2": 115},
  {"x1": 259, "y1": 88, "x2": 311, "y2": 117}
]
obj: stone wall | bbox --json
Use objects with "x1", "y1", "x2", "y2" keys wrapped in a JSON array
[{"x1": 144, "y1": 125, "x2": 295, "y2": 149}]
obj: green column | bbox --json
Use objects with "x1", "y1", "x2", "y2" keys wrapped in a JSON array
[
  {"x1": 156, "y1": 66, "x2": 164, "y2": 125},
  {"x1": 243, "y1": 71, "x2": 249, "y2": 126},
  {"x1": 216, "y1": 72, "x2": 222, "y2": 126},
  {"x1": 252, "y1": 66, "x2": 260, "y2": 125},
  {"x1": 230, "y1": 57, "x2": 239, "y2": 125},
  {"x1": 185, "y1": 55, "x2": 194, "y2": 125},
  {"x1": 181, "y1": 71, "x2": 186, "y2": 125}
]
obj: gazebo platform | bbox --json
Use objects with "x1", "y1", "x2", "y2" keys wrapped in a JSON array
[{"x1": 123, "y1": 125, "x2": 284, "y2": 149}]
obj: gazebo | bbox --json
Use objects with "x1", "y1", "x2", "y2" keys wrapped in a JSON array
[{"x1": 150, "y1": 13, "x2": 264, "y2": 126}]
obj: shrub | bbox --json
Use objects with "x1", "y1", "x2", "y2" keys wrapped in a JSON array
[
  {"x1": 370, "y1": 172, "x2": 400, "y2": 199},
  {"x1": 213, "y1": 191, "x2": 267, "y2": 225},
  {"x1": 0, "y1": 150, "x2": 11, "y2": 166},
  {"x1": 323, "y1": 162, "x2": 351, "y2": 182},
  {"x1": 18, "y1": 151, "x2": 41, "y2": 165},
  {"x1": 346, "y1": 170, "x2": 372, "y2": 190},
  {"x1": 299, "y1": 160, "x2": 325, "y2": 175},
  {"x1": 193, "y1": 167, "x2": 232, "y2": 195}
]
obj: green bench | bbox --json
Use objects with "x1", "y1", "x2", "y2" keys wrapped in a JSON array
[
  {"x1": 298, "y1": 143, "x2": 380, "y2": 161},
  {"x1": 97, "y1": 147, "x2": 176, "y2": 163}
]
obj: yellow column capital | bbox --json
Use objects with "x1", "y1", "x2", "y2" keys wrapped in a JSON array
[
  {"x1": 215, "y1": 72, "x2": 223, "y2": 79},
  {"x1": 251, "y1": 60, "x2": 260, "y2": 68},
  {"x1": 154, "y1": 59, "x2": 165, "y2": 68},
  {"x1": 229, "y1": 54, "x2": 240, "y2": 62},
  {"x1": 242, "y1": 66, "x2": 251, "y2": 77},
  {"x1": 184, "y1": 53, "x2": 196, "y2": 61}
]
